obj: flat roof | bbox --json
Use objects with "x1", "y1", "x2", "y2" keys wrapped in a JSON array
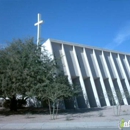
[{"x1": 48, "y1": 38, "x2": 130, "y2": 56}]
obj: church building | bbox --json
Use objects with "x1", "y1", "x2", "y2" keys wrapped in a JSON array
[{"x1": 43, "y1": 39, "x2": 130, "y2": 109}]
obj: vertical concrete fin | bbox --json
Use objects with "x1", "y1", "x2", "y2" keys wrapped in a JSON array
[
  {"x1": 83, "y1": 48, "x2": 101, "y2": 107},
  {"x1": 61, "y1": 44, "x2": 78, "y2": 109},
  {"x1": 125, "y1": 55, "x2": 130, "y2": 79},
  {"x1": 118, "y1": 54, "x2": 130, "y2": 93},
  {"x1": 110, "y1": 53, "x2": 128, "y2": 105},
  {"x1": 93, "y1": 50, "x2": 110, "y2": 106},
  {"x1": 102, "y1": 51, "x2": 119, "y2": 105},
  {"x1": 73, "y1": 46, "x2": 90, "y2": 108}
]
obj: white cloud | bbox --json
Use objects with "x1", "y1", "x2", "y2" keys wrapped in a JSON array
[{"x1": 105, "y1": 22, "x2": 130, "y2": 49}]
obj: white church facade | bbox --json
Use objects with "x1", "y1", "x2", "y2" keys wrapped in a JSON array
[
  {"x1": 34, "y1": 13, "x2": 130, "y2": 109},
  {"x1": 43, "y1": 39, "x2": 130, "y2": 109}
]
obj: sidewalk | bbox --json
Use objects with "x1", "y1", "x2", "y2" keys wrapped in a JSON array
[
  {"x1": 0, "y1": 121, "x2": 119, "y2": 129},
  {"x1": 0, "y1": 105, "x2": 130, "y2": 129}
]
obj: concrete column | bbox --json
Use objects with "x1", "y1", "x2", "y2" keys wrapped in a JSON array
[
  {"x1": 124, "y1": 55, "x2": 130, "y2": 79},
  {"x1": 102, "y1": 51, "x2": 119, "y2": 105},
  {"x1": 118, "y1": 54, "x2": 130, "y2": 95},
  {"x1": 73, "y1": 46, "x2": 90, "y2": 108},
  {"x1": 110, "y1": 53, "x2": 128, "y2": 105},
  {"x1": 93, "y1": 50, "x2": 110, "y2": 106},
  {"x1": 83, "y1": 48, "x2": 101, "y2": 107},
  {"x1": 61, "y1": 44, "x2": 78, "y2": 109}
]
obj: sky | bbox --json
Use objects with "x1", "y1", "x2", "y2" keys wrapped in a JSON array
[{"x1": 0, "y1": 0, "x2": 130, "y2": 53}]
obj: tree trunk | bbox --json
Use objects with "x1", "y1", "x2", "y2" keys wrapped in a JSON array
[
  {"x1": 10, "y1": 95, "x2": 17, "y2": 111},
  {"x1": 48, "y1": 99, "x2": 52, "y2": 119},
  {"x1": 56, "y1": 100, "x2": 59, "y2": 119},
  {"x1": 52, "y1": 102, "x2": 55, "y2": 120}
]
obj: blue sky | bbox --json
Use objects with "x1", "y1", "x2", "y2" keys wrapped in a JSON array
[{"x1": 0, "y1": 0, "x2": 130, "y2": 53}]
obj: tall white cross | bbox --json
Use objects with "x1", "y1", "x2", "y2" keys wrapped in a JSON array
[{"x1": 34, "y1": 13, "x2": 43, "y2": 46}]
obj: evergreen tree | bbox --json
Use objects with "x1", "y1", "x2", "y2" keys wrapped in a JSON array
[
  {"x1": 0, "y1": 38, "x2": 80, "y2": 113},
  {"x1": 0, "y1": 38, "x2": 49, "y2": 110}
]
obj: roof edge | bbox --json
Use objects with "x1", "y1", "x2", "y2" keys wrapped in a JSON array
[{"x1": 45, "y1": 38, "x2": 130, "y2": 56}]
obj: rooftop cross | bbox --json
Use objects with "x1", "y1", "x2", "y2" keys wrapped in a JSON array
[{"x1": 34, "y1": 13, "x2": 43, "y2": 46}]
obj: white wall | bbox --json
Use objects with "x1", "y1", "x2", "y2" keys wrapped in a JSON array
[{"x1": 43, "y1": 39, "x2": 130, "y2": 108}]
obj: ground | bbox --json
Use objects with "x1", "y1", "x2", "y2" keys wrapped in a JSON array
[{"x1": 0, "y1": 105, "x2": 130, "y2": 123}]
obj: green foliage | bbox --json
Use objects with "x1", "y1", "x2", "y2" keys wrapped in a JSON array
[
  {"x1": 0, "y1": 38, "x2": 46, "y2": 99},
  {"x1": 32, "y1": 69, "x2": 80, "y2": 119},
  {"x1": 0, "y1": 38, "x2": 80, "y2": 114},
  {"x1": 3, "y1": 100, "x2": 10, "y2": 108}
]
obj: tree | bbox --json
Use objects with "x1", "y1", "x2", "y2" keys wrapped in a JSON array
[
  {"x1": 0, "y1": 38, "x2": 49, "y2": 111},
  {"x1": 0, "y1": 38, "x2": 80, "y2": 113},
  {"x1": 31, "y1": 63, "x2": 80, "y2": 119},
  {"x1": 100, "y1": 89, "x2": 130, "y2": 116}
]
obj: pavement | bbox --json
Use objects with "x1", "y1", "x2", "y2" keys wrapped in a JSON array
[
  {"x1": 0, "y1": 105, "x2": 130, "y2": 129},
  {"x1": 0, "y1": 121, "x2": 121, "y2": 129}
]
